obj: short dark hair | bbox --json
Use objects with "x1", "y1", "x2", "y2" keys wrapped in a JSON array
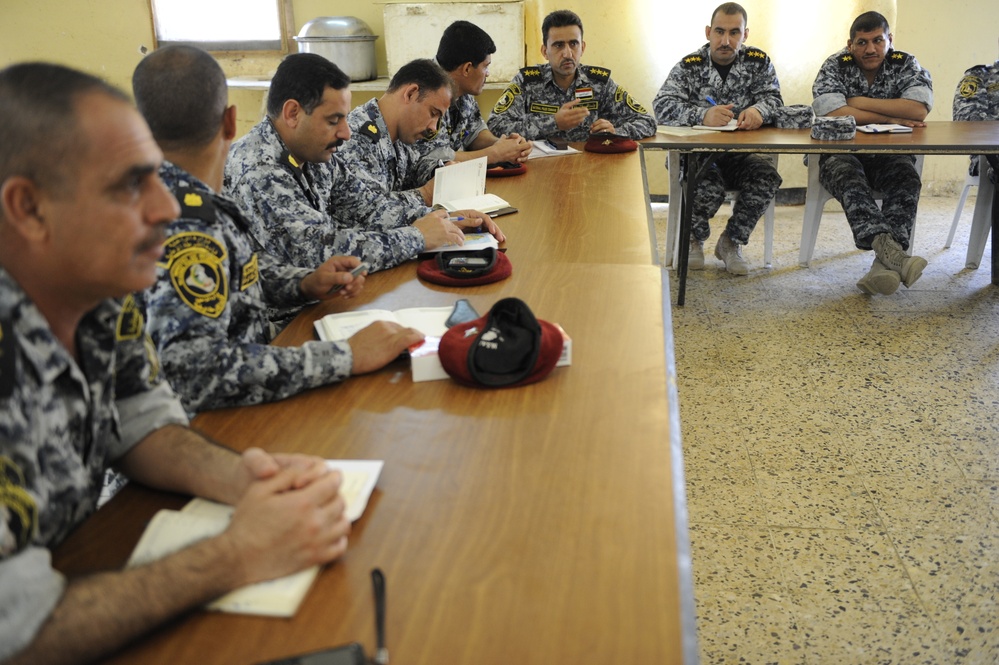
[
  {"x1": 436, "y1": 20, "x2": 496, "y2": 71},
  {"x1": 133, "y1": 45, "x2": 227, "y2": 150},
  {"x1": 711, "y1": 2, "x2": 748, "y2": 26},
  {"x1": 0, "y1": 62, "x2": 128, "y2": 196},
  {"x1": 542, "y1": 9, "x2": 583, "y2": 44},
  {"x1": 386, "y1": 58, "x2": 453, "y2": 100},
  {"x1": 850, "y1": 11, "x2": 890, "y2": 40},
  {"x1": 267, "y1": 53, "x2": 350, "y2": 118}
]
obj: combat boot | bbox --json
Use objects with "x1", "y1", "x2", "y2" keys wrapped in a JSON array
[
  {"x1": 689, "y1": 238, "x2": 704, "y2": 270},
  {"x1": 714, "y1": 231, "x2": 749, "y2": 275},
  {"x1": 872, "y1": 233, "x2": 926, "y2": 287},
  {"x1": 856, "y1": 257, "x2": 901, "y2": 295}
]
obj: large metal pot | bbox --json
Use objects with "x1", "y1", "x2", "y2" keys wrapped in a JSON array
[{"x1": 294, "y1": 16, "x2": 378, "y2": 81}]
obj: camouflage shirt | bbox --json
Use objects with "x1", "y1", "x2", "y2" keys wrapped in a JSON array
[
  {"x1": 0, "y1": 268, "x2": 187, "y2": 658},
  {"x1": 410, "y1": 93, "x2": 488, "y2": 182},
  {"x1": 653, "y1": 44, "x2": 784, "y2": 126},
  {"x1": 812, "y1": 48, "x2": 933, "y2": 117},
  {"x1": 141, "y1": 162, "x2": 355, "y2": 417},
  {"x1": 224, "y1": 118, "x2": 426, "y2": 273},
  {"x1": 487, "y1": 63, "x2": 657, "y2": 142},
  {"x1": 953, "y1": 60, "x2": 999, "y2": 122},
  {"x1": 331, "y1": 99, "x2": 433, "y2": 222}
]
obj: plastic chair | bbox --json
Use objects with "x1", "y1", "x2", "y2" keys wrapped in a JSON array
[
  {"x1": 799, "y1": 154, "x2": 924, "y2": 267},
  {"x1": 944, "y1": 155, "x2": 993, "y2": 269},
  {"x1": 663, "y1": 151, "x2": 777, "y2": 269}
]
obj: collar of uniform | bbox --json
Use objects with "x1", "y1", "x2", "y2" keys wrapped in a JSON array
[
  {"x1": 353, "y1": 98, "x2": 390, "y2": 144},
  {"x1": 0, "y1": 266, "x2": 117, "y2": 388}
]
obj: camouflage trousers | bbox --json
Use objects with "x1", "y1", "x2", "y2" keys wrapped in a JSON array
[
  {"x1": 818, "y1": 154, "x2": 920, "y2": 251},
  {"x1": 684, "y1": 153, "x2": 782, "y2": 245}
]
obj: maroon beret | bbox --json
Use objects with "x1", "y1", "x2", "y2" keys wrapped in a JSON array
[
  {"x1": 584, "y1": 132, "x2": 638, "y2": 153},
  {"x1": 439, "y1": 297, "x2": 562, "y2": 388},
  {"x1": 417, "y1": 248, "x2": 512, "y2": 287}
]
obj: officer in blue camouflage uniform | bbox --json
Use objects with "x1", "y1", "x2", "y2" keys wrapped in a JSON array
[
  {"x1": 225, "y1": 54, "x2": 472, "y2": 275},
  {"x1": 409, "y1": 20, "x2": 533, "y2": 183},
  {"x1": 653, "y1": 2, "x2": 784, "y2": 275},
  {"x1": 486, "y1": 9, "x2": 656, "y2": 143},
  {"x1": 331, "y1": 59, "x2": 507, "y2": 240},
  {"x1": 133, "y1": 46, "x2": 426, "y2": 416},
  {"x1": 953, "y1": 46, "x2": 999, "y2": 182},
  {"x1": 0, "y1": 63, "x2": 351, "y2": 663},
  {"x1": 812, "y1": 11, "x2": 933, "y2": 295}
]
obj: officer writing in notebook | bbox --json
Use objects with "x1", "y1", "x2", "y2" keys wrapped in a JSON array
[
  {"x1": 0, "y1": 62, "x2": 350, "y2": 663},
  {"x1": 132, "y1": 45, "x2": 425, "y2": 417},
  {"x1": 653, "y1": 2, "x2": 784, "y2": 275}
]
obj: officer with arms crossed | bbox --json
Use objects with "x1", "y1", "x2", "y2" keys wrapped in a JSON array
[
  {"x1": 0, "y1": 62, "x2": 350, "y2": 664},
  {"x1": 132, "y1": 45, "x2": 426, "y2": 417},
  {"x1": 331, "y1": 58, "x2": 506, "y2": 239},
  {"x1": 411, "y1": 20, "x2": 533, "y2": 180},
  {"x1": 653, "y1": 2, "x2": 784, "y2": 275},
  {"x1": 224, "y1": 54, "x2": 489, "y2": 275},
  {"x1": 812, "y1": 11, "x2": 933, "y2": 295},
  {"x1": 487, "y1": 9, "x2": 657, "y2": 143}
]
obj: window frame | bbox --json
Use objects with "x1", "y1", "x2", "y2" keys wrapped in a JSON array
[{"x1": 149, "y1": 0, "x2": 294, "y2": 53}]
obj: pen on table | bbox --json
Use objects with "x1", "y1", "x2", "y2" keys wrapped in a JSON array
[
  {"x1": 437, "y1": 159, "x2": 446, "y2": 168},
  {"x1": 706, "y1": 96, "x2": 718, "y2": 106}
]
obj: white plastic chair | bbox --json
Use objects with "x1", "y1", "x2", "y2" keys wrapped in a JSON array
[
  {"x1": 799, "y1": 154, "x2": 924, "y2": 267},
  {"x1": 663, "y1": 150, "x2": 777, "y2": 269},
  {"x1": 944, "y1": 155, "x2": 993, "y2": 269}
]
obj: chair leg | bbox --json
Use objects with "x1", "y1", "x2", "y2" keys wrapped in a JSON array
[
  {"x1": 763, "y1": 200, "x2": 775, "y2": 268},
  {"x1": 799, "y1": 156, "x2": 826, "y2": 267},
  {"x1": 946, "y1": 183, "x2": 975, "y2": 249},
  {"x1": 665, "y1": 151, "x2": 682, "y2": 269},
  {"x1": 965, "y1": 180, "x2": 994, "y2": 269}
]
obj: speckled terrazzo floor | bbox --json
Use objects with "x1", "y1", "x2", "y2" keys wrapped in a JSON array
[{"x1": 653, "y1": 196, "x2": 998, "y2": 665}]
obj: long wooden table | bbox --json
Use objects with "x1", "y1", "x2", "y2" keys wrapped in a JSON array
[
  {"x1": 643, "y1": 121, "x2": 999, "y2": 305},
  {"x1": 51, "y1": 150, "x2": 696, "y2": 664}
]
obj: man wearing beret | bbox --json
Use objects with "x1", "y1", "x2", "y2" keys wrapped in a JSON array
[
  {"x1": 653, "y1": 2, "x2": 784, "y2": 275},
  {"x1": 486, "y1": 9, "x2": 656, "y2": 143},
  {"x1": 812, "y1": 11, "x2": 932, "y2": 295}
]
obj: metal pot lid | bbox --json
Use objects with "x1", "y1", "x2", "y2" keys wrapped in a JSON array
[{"x1": 297, "y1": 16, "x2": 377, "y2": 40}]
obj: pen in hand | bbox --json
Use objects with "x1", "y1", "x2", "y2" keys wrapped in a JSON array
[{"x1": 706, "y1": 96, "x2": 718, "y2": 106}]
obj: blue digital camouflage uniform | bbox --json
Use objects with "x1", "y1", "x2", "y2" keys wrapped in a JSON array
[
  {"x1": 224, "y1": 118, "x2": 426, "y2": 273},
  {"x1": 952, "y1": 60, "x2": 999, "y2": 180},
  {"x1": 812, "y1": 48, "x2": 933, "y2": 250},
  {"x1": 330, "y1": 99, "x2": 434, "y2": 223},
  {"x1": 487, "y1": 63, "x2": 657, "y2": 142},
  {"x1": 410, "y1": 92, "x2": 489, "y2": 183},
  {"x1": 0, "y1": 268, "x2": 188, "y2": 659},
  {"x1": 653, "y1": 44, "x2": 784, "y2": 245},
  {"x1": 141, "y1": 161, "x2": 356, "y2": 417}
]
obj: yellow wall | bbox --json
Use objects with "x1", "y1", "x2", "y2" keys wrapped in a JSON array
[{"x1": 2, "y1": 0, "x2": 996, "y2": 193}]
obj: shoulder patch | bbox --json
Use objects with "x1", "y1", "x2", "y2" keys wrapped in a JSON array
[
  {"x1": 492, "y1": 84, "x2": 521, "y2": 114},
  {"x1": 584, "y1": 65, "x2": 611, "y2": 81},
  {"x1": 159, "y1": 232, "x2": 229, "y2": 319},
  {"x1": 615, "y1": 87, "x2": 648, "y2": 114},
  {"x1": 174, "y1": 187, "x2": 215, "y2": 224},
  {"x1": 0, "y1": 456, "x2": 38, "y2": 554},
  {"x1": 958, "y1": 74, "x2": 982, "y2": 98},
  {"x1": 520, "y1": 66, "x2": 543, "y2": 81},
  {"x1": 358, "y1": 122, "x2": 380, "y2": 142},
  {"x1": 116, "y1": 294, "x2": 144, "y2": 341},
  {"x1": 0, "y1": 318, "x2": 14, "y2": 400}
]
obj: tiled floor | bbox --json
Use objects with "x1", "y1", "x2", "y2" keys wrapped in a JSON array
[{"x1": 654, "y1": 196, "x2": 998, "y2": 664}]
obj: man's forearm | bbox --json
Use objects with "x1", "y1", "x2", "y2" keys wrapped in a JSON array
[
  {"x1": 116, "y1": 424, "x2": 246, "y2": 505},
  {"x1": 8, "y1": 537, "x2": 244, "y2": 665},
  {"x1": 845, "y1": 96, "x2": 928, "y2": 121}
]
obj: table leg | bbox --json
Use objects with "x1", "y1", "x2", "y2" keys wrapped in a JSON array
[
  {"x1": 676, "y1": 153, "x2": 722, "y2": 306},
  {"x1": 988, "y1": 155, "x2": 999, "y2": 285}
]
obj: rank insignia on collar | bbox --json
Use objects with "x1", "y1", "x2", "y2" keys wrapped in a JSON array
[
  {"x1": 174, "y1": 187, "x2": 215, "y2": 223},
  {"x1": 359, "y1": 122, "x2": 380, "y2": 140},
  {"x1": 281, "y1": 150, "x2": 303, "y2": 171},
  {"x1": 184, "y1": 192, "x2": 203, "y2": 207}
]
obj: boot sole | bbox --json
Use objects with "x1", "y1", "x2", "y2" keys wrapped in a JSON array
[
  {"x1": 900, "y1": 257, "x2": 927, "y2": 288},
  {"x1": 857, "y1": 272, "x2": 900, "y2": 295}
]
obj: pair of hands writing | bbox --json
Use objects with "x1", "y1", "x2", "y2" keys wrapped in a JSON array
[{"x1": 703, "y1": 103, "x2": 764, "y2": 130}]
